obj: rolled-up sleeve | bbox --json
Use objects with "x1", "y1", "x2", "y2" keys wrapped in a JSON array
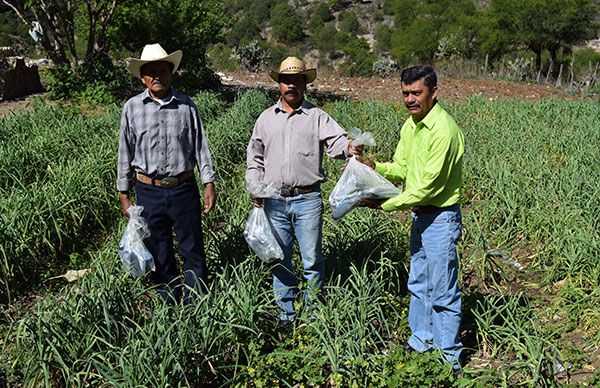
[{"x1": 320, "y1": 112, "x2": 349, "y2": 159}]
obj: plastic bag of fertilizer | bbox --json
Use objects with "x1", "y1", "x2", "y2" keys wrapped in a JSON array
[
  {"x1": 329, "y1": 156, "x2": 401, "y2": 220},
  {"x1": 118, "y1": 205, "x2": 155, "y2": 278},
  {"x1": 244, "y1": 207, "x2": 284, "y2": 263}
]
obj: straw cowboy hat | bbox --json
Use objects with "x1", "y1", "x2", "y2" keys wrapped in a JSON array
[
  {"x1": 269, "y1": 56, "x2": 316, "y2": 84},
  {"x1": 126, "y1": 43, "x2": 182, "y2": 78}
]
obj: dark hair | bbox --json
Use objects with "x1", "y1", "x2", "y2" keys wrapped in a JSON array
[{"x1": 400, "y1": 66, "x2": 437, "y2": 89}]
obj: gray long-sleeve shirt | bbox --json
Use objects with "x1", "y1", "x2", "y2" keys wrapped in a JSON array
[
  {"x1": 117, "y1": 89, "x2": 217, "y2": 192},
  {"x1": 246, "y1": 98, "x2": 349, "y2": 188}
]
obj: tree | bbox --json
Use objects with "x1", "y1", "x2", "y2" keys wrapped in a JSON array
[
  {"x1": 269, "y1": 3, "x2": 303, "y2": 44},
  {"x1": 386, "y1": 0, "x2": 479, "y2": 65},
  {"x1": 490, "y1": 0, "x2": 600, "y2": 70},
  {"x1": 2, "y1": 0, "x2": 119, "y2": 65},
  {"x1": 109, "y1": 0, "x2": 225, "y2": 91}
]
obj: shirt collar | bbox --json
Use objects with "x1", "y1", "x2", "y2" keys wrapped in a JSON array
[
  {"x1": 274, "y1": 98, "x2": 311, "y2": 115},
  {"x1": 410, "y1": 102, "x2": 442, "y2": 129},
  {"x1": 142, "y1": 88, "x2": 180, "y2": 105}
]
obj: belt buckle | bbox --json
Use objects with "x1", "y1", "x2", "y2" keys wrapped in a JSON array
[
  {"x1": 280, "y1": 187, "x2": 293, "y2": 197},
  {"x1": 160, "y1": 176, "x2": 179, "y2": 189}
]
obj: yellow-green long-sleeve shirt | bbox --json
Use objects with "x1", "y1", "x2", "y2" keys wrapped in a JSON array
[{"x1": 374, "y1": 103, "x2": 464, "y2": 212}]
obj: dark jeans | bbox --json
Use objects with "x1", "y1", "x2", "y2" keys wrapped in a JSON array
[{"x1": 135, "y1": 178, "x2": 207, "y2": 304}]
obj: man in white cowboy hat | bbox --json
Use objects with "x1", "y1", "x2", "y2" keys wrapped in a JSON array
[
  {"x1": 117, "y1": 43, "x2": 217, "y2": 304},
  {"x1": 246, "y1": 56, "x2": 359, "y2": 324}
]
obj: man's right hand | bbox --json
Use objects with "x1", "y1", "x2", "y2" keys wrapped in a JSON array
[
  {"x1": 355, "y1": 155, "x2": 376, "y2": 169},
  {"x1": 251, "y1": 197, "x2": 263, "y2": 208},
  {"x1": 119, "y1": 192, "x2": 134, "y2": 218}
]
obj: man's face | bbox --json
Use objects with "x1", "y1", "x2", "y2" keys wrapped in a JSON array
[
  {"x1": 401, "y1": 78, "x2": 438, "y2": 122},
  {"x1": 278, "y1": 73, "x2": 306, "y2": 108},
  {"x1": 140, "y1": 61, "x2": 172, "y2": 99}
]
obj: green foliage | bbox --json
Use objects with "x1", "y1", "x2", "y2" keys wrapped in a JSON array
[
  {"x1": 233, "y1": 40, "x2": 271, "y2": 72},
  {"x1": 0, "y1": 9, "x2": 29, "y2": 48},
  {"x1": 383, "y1": 346, "x2": 457, "y2": 386},
  {"x1": 572, "y1": 48, "x2": 600, "y2": 79},
  {"x1": 372, "y1": 56, "x2": 398, "y2": 78},
  {"x1": 388, "y1": 0, "x2": 478, "y2": 65},
  {"x1": 226, "y1": 16, "x2": 262, "y2": 46},
  {"x1": 311, "y1": 24, "x2": 339, "y2": 55},
  {"x1": 308, "y1": 2, "x2": 334, "y2": 31},
  {"x1": 109, "y1": 0, "x2": 225, "y2": 92},
  {"x1": 269, "y1": 3, "x2": 304, "y2": 44},
  {"x1": 337, "y1": 10, "x2": 360, "y2": 35},
  {"x1": 206, "y1": 43, "x2": 238, "y2": 72},
  {"x1": 375, "y1": 25, "x2": 393, "y2": 53},
  {"x1": 2, "y1": 90, "x2": 600, "y2": 385},
  {"x1": 47, "y1": 56, "x2": 134, "y2": 103},
  {"x1": 0, "y1": 104, "x2": 121, "y2": 303},
  {"x1": 192, "y1": 90, "x2": 227, "y2": 123},
  {"x1": 267, "y1": 44, "x2": 301, "y2": 70},
  {"x1": 340, "y1": 37, "x2": 376, "y2": 77},
  {"x1": 490, "y1": 0, "x2": 600, "y2": 68}
]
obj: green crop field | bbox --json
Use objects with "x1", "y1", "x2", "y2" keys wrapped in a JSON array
[{"x1": 0, "y1": 91, "x2": 598, "y2": 386}]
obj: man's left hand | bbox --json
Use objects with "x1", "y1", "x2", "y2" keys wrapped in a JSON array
[
  {"x1": 360, "y1": 198, "x2": 384, "y2": 209},
  {"x1": 203, "y1": 182, "x2": 216, "y2": 213}
]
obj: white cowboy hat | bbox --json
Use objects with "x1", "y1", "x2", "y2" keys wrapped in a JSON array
[
  {"x1": 269, "y1": 56, "x2": 316, "y2": 84},
  {"x1": 126, "y1": 43, "x2": 183, "y2": 78}
]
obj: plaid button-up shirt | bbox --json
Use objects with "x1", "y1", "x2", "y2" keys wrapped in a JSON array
[{"x1": 117, "y1": 89, "x2": 217, "y2": 192}]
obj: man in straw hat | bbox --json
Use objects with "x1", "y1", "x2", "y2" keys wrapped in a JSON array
[
  {"x1": 117, "y1": 43, "x2": 217, "y2": 304},
  {"x1": 246, "y1": 56, "x2": 359, "y2": 324}
]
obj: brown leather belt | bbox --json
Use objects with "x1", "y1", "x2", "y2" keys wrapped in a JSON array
[
  {"x1": 136, "y1": 171, "x2": 193, "y2": 189},
  {"x1": 280, "y1": 184, "x2": 319, "y2": 197}
]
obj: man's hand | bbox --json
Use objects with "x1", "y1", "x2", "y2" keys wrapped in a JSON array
[
  {"x1": 348, "y1": 143, "x2": 364, "y2": 155},
  {"x1": 251, "y1": 197, "x2": 263, "y2": 208},
  {"x1": 203, "y1": 182, "x2": 217, "y2": 213},
  {"x1": 360, "y1": 198, "x2": 384, "y2": 209},
  {"x1": 355, "y1": 155, "x2": 376, "y2": 169},
  {"x1": 119, "y1": 192, "x2": 134, "y2": 219}
]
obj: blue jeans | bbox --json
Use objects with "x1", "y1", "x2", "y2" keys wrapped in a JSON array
[
  {"x1": 135, "y1": 178, "x2": 207, "y2": 304},
  {"x1": 407, "y1": 204, "x2": 463, "y2": 366},
  {"x1": 264, "y1": 190, "x2": 323, "y2": 321}
]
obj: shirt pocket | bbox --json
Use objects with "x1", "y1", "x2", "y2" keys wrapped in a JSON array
[
  {"x1": 175, "y1": 118, "x2": 193, "y2": 153},
  {"x1": 294, "y1": 126, "x2": 317, "y2": 160}
]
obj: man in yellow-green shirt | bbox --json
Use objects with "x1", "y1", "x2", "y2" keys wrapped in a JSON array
[{"x1": 358, "y1": 66, "x2": 464, "y2": 373}]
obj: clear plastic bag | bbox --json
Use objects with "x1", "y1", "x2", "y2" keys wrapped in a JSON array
[
  {"x1": 246, "y1": 180, "x2": 280, "y2": 198},
  {"x1": 348, "y1": 128, "x2": 376, "y2": 147},
  {"x1": 118, "y1": 205, "x2": 155, "y2": 278},
  {"x1": 243, "y1": 207, "x2": 284, "y2": 263},
  {"x1": 329, "y1": 156, "x2": 401, "y2": 220}
]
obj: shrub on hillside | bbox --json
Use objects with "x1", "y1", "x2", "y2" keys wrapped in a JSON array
[
  {"x1": 269, "y1": 3, "x2": 304, "y2": 44},
  {"x1": 233, "y1": 40, "x2": 270, "y2": 72},
  {"x1": 372, "y1": 56, "x2": 397, "y2": 78},
  {"x1": 340, "y1": 37, "x2": 376, "y2": 77},
  {"x1": 337, "y1": 10, "x2": 360, "y2": 35},
  {"x1": 308, "y1": 3, "x2": 334, "y2": 31}
]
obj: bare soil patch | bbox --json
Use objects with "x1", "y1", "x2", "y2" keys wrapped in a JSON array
[
  {"x1": 0, "y1": 98, "x2": 34, "y2": 117},
  {"x1": 220, "y1": 71, "x2": 574, "y2": 103}
]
